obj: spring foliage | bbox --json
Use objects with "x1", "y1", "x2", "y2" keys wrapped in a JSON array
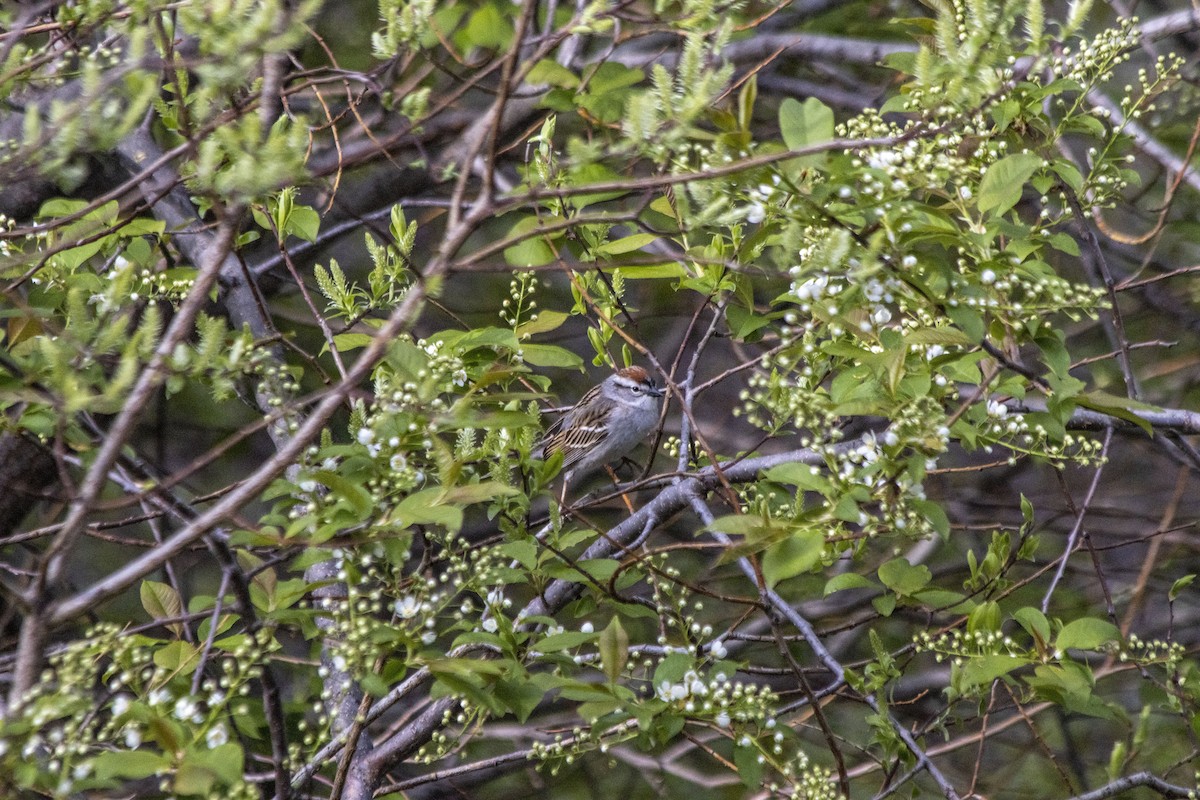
[{"x1": 2, "y1": 1, "x2": 1200, "y2": 799}]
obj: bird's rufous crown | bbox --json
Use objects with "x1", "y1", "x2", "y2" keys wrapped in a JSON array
[{"x1": 616, "y1": 366, "x2": 651, "y2": 383}]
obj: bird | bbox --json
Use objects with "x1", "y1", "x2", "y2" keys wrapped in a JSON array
[{"x1": 533, "y1": 366, "x2": 665, "y2": 491}]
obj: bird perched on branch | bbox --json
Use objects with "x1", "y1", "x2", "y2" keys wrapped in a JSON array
[{"x1": 534, "y1": 366, "x2": 665, "y2": 492}]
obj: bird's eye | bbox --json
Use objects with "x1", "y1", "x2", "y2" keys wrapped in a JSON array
[{"x1": 631, "y1": 386, "x2": 641, "y2": 393}]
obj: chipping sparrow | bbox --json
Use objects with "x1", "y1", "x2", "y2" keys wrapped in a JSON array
[{"x1": 534, "y1": 366, "x2": 665, "y2": 487}]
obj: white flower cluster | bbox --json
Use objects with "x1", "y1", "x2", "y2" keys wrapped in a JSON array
[
  {"x1": 736, "y1": 369, "x2": 842, "y2": 440},
  {"x1": 742, "y1": 175, "x2": 783, "y2": 224},
  {"x1": 0, "y1": 622, "x2": 259, "y2": 797},
  {"x1": 656, "y1": 668, "x2": 778, "y2": 726}
]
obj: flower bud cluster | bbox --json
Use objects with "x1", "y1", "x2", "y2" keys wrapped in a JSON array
[{"x1": 0, "y1": 622, "x2": 257, "y2": 797}]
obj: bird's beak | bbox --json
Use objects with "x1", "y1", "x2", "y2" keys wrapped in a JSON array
[{"x1": 649, "y1": 385, "x2": 665, "y2": 398}]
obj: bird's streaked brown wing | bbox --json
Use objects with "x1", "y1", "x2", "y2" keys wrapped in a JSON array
[{"x1": 535, "y1": 385, "x2": 607, "y2": 469}]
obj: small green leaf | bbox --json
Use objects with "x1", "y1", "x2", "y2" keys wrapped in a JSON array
[
  {"x1": 1046, "y1": 231, "x2": 1081, "y2": 256},
  {"x1": 502, "y1": 216, "x2": 559, "y2": 267},
  {"x1": 1075, "y1": 390, "x2": 1160, "y2": 436},
  {"x1": 464, "y1": 3, "x2": 514, "y2": 49},
  {"x1": 967, "y1": 600, "x2": 1001, "y2": 635},
  {"x1": 520, "y1": 343, "x2": 584, "y2": 368},
  {"x1": 958, "y1": 654, "x2": 1028, "y2": 687},
  {"x1": 527, "y1": 59, "x2": 579, "y2": 88},
  {"x1": 595, "y1": 232, "x2": 657, "y2": 256},
  {"x1": 493, "y1": 676, "x2": 546, "y2": 723},
  {"x1": 328, "y1": 332, "x2": 373, "y2": 354},
  {"x1": 313, "y1": 469, "x2": 374, "y2": 517},
  {"x1": 761, "y1": 529, "x2": 825, "y2": 588},
  {"x1": 141, "y1": 580, "x2": 183, "y2": 637},
  {"x1": 515, "y1": 310, "x2": 569, "y2": 338},
  {"x1": 153, "y1": 640, "x2": 200, "y2": 672},
  {"x1": 978, "y1": 152, "x2": 1042, "y2": 216},
  {"x1": 393, "y1": 488, "x2": 464, "y2": 531},
  {"x1": 439, "y1": 482, "x2": 519, "y2": 505},
  {"x1": 287, "y1": 205, "x2": 320, "y2": 242},
  {"x1": 725, "y1": 304, "x2": 772, "y2": 341},
  {"x1": 1170, "y1": 574, "x2": 1195, "y2": 602},
  {"x1": 175, "y1": 743, "x2": 244, "y2": 794},
  {"x1": 614, "y1": 263, "x2": 688, "y2": 279},
  {"x1": 599, "y1": 617, "x2": 629, "y2": 683},
  {"x1": 734, "y1": 740, "x2": 764, "y2": 787},
  {"x1": 877, "y1": 558, "x2": 932, "y2": 596},
  {"x1": 536, "y1": 631, "x2": 595, "y2": 652},
  {"x1": 762, "y1": 463, "x2": 830, "y2": 493},
  {"x1": 1020, "y1": 494, "x2": 1035, "y2": 530},
  {"x1": 823, "y1": 573, "x2": 875, "y2": 596},
  {"x1": 93, "y1": 749, "x2": 170, "y2": 781},
  {"x1": 904, "y1": 327, "x2": 975, "y2": 347},
  {"x1": 1056, "y1": 617, "x2": 1120, "y2": 651},
  {"x1": 1014, "y1": 606, "x2": 1051, "y2": 650},
  {"x1": 911, "y1": 499, "x2": 950, "y2": 540},
  {"x1": 779, "y1": 97, "x2": 834, "y2": 153}
]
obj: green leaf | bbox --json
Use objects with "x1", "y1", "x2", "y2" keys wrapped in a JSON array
[
  {"x1": 493, "y1": 676, "x2": 546, "y2": 723},
  {"x1": 725, "y1": 304, "x2": 772, "y2": 341},
  {"x1": 1035, "y1": 330, "x2": 1070, "y2": 377},
  {"x1": 911, "y1": 499, "x2": 950, "y2": 540},
  {"x1": 567, "y1": 161, "x2": 630, "y2": 209},
  {"x1": 287, "y1": 205, "x2": 320, "y2": 242},
  {"x1": 586, "y1": 61, "x2": 645, "y2": 93},
  {"x1": 93, "y1": 749, "x2": 170, "y2": 781},
  {"x1": 762, "y1": 463, "x2": 831, "y2": 493},
  {"x1": 578, "y1": 63, "x2": 644, "y2": 123},
  {"x1": 761, "y1": 529, "x2": 825, "y2": 587},
  {"x1": 704, "y1": 513, "x2": 775, "y2": 538},
  {"x1": 967, "y1": 600, "x2": 1001, "y2": 635},
  {"x1": 1014, "y1": 606, "x2": 1051, "y2": 648},
  {"x1": 153, "y1": 640, "x2": 200, "y2": 672},
  {"x1": 313, "y1": 470, "x2": 374, "y2": 518},
  {"x1": 1075, "y1": 390, "x2": 1159, "y2": 436},
  {"x1": 1056, "y1": 618, "x2": 1120, "y2": 651},
  {"x1": 528, "y1": 59, "x2": 579, "y2": 88},
  {"x1": 912, "y1": 588, "x2": 974, "y2": 613},
  {"x1": 823, "y1": 572, "x2": 875, "y2": 596},
  {"x1": 515, "y1": 310, "x2": 570, "y2": 338},
  {"x1": 734, "y1": 740, "x2": 764, "y2": 787},
  {"x1": 958, "y1": 654, "x2": 1028, "y2": 687},
  {"x1": 330, "y1": 333, "x2": 374, "y2": 353},
  {"x1": 978, "y1": 153, "x2": 1042, "y2": 216},
  {"x1": 599, "y1": 617, "x2": 629, "y2": 683},
  {"x1": 1046, "y1": 231, "x2": 1081, "y2": 256},
  {"x1": 1170, "y1": 574, "x2": 1195, "y2": 602},
  {"x1": 652, "y1": 652, "x2": 693, "y2": 687},
  {"x1": 877, "y1": 558, "x2": 932, "y2": 596},
  {"x1": 614, "y1": 263, "x2": 688, "y2": 280},
  {"x1": 1020, "y1": 494, "x2": 1035, "y2": 530},
  {"x1": 141, "y1": 580, "x2": 183, "y2": 637},
  {"x1": 1025, "y1": 662, "x2": 1124, "y2": 721},
  {"x1": 393, "y1": 488, "x2": 465, "y2": 531},
  {"x1": 439, "y1": 482, "x2": 520, "y2": 505},
  {"x1": 946, "y1": 304, "x2": 985, "y2": 341},
  {"x1": 1050, "y1": 158, "x2": 1084, "y2": 192},
  {"x1": 536, "y1": 631, "x2": 595, "y2": 652},
  {"x1": 520, "y1": 343, "x2": 584, "y2": 368},
  {"x1": 779, "y1": 97, "x2": 834, "y2": 153},
  {"x1": 502, "y1": 216, "x2": 559, "y2": 267},
  {"x1": 904, "y1": 327, "x2": 975, "y2": 347},
  {"x1": 175, "y1": 743, "x2": 244, "y2": 794},
  {"x1": 595, "y1": 232, "x2": 657, "y2": 256},
  {"x1": 463, "y1": 3, "x2": 514, "y2": 49}
]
